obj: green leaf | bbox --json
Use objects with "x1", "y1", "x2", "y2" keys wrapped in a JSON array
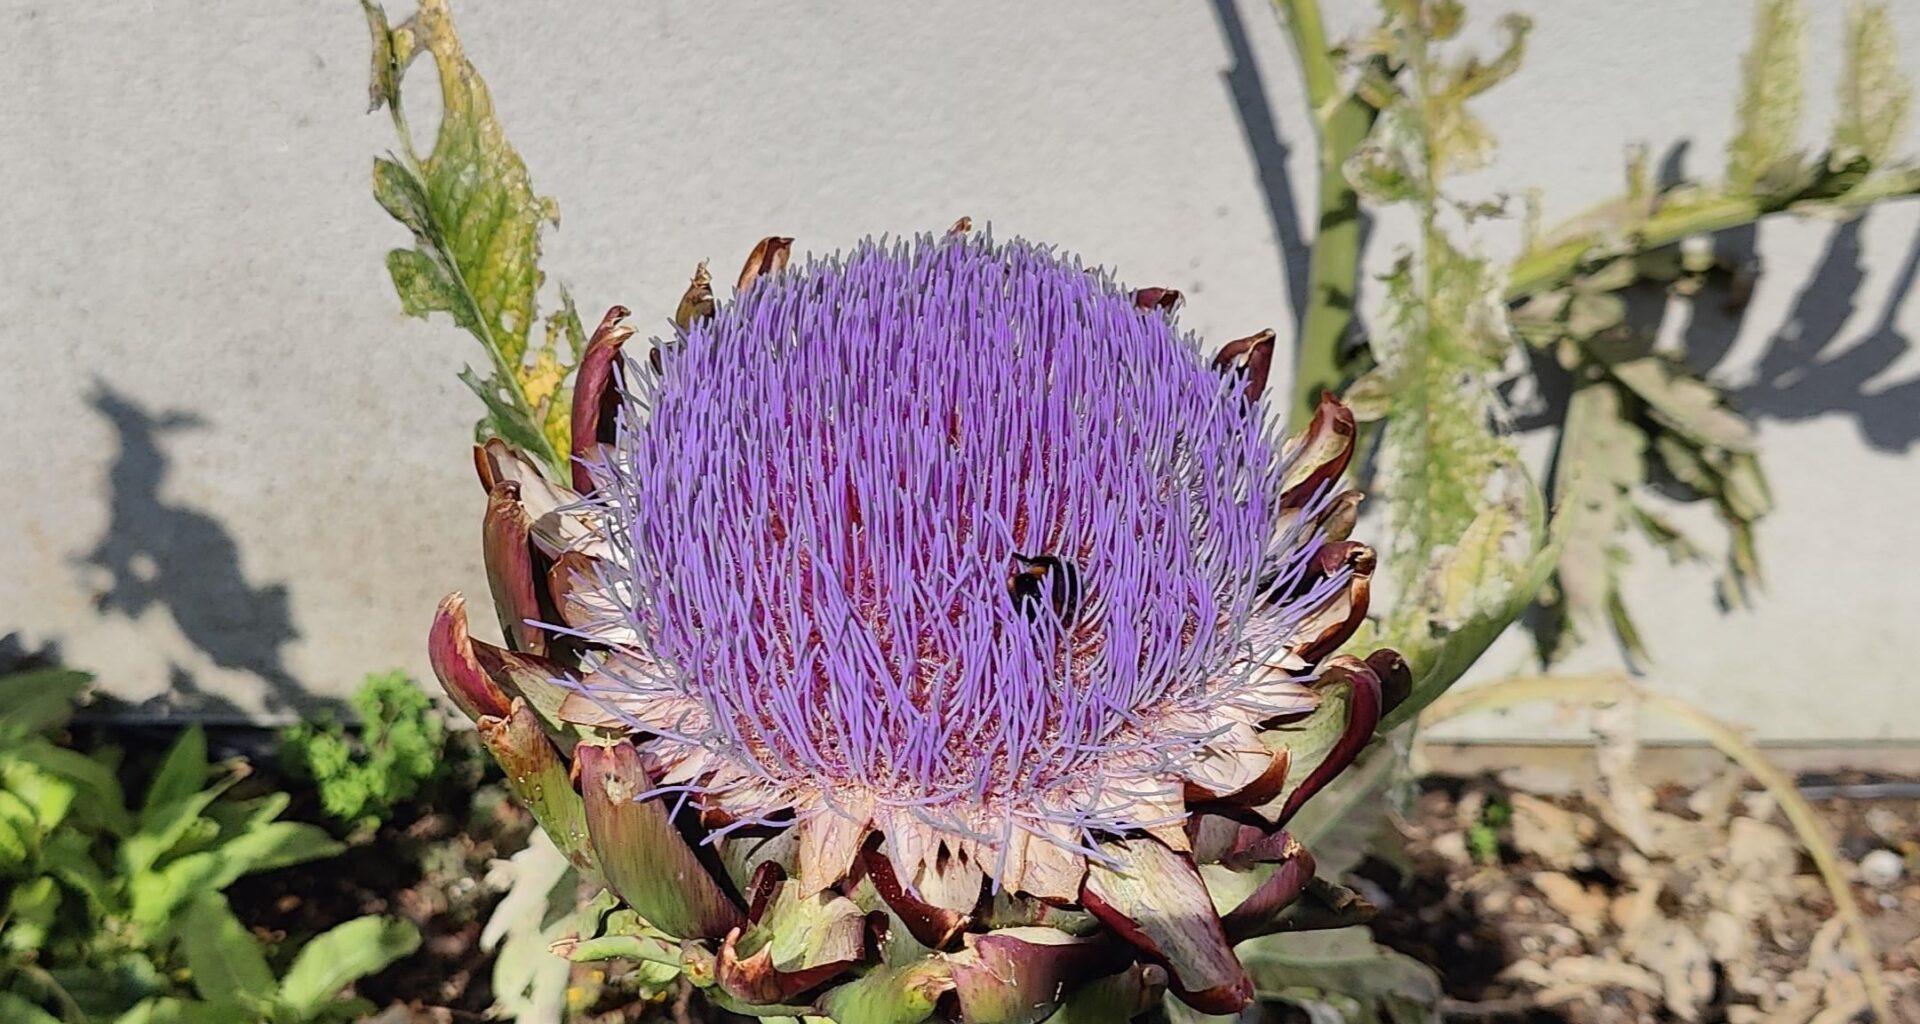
[
  {"x1": 114, "y1": 997, "x2": 257, "y2": 1024},
  {"x1": 1238, "y1": 928, "x2": 1440, "y2": 1024},
  {"x1": 0, "y1": 789, "x2": 41, "y2": 873},
  {"x1": 0, "y1": 992, "x2": 64, "y2": 1024},
  {"x1": 122, "y1": 786, "x2": 227, "y2": 881},
  {"x1": 176, "y1": 892, "x2": 276, "y2": 1006},
  {"x1": 385, "y1": 247, "x2": 461, "y2": 321},
  {"x1": 143, "y1": 725, "x2": 210, "y2": 818},
  {"x1": 0, "y1": 668, "x2": 93, "y2": 739},
  {"x1": 12, "y1": 741, "x2": 132, "y2": 834},
  {"x1": 1727, "y1": 0, "x2": 1807, "y2": 194},
  {"x1": 131, "y1": 822, "x2": 344, "y2": 927},
  {"x1": 1834, "y1": 3, "x2": 1911, "y2": 169},
  {"x1": 813, "y1": 959, "x2": 950, "y2": 1024},
  {"x1": 459, "y1": 366, "x2": 560, "y2": 459},
  {"x1": 276, "y1": 916, "x2": 421, "y2": 1020},
  {"x1": 3, "y1": 759, "x2": 77, "y2": 835},
  {"x1": 45, "y1": 828, "x2": 114, "y2": 915},
  {"x1": 4, "y1": 874, "x2": 61, "y2": 952}
]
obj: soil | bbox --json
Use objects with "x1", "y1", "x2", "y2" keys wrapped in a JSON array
[{"x1": 1359, "y1": 773, "x2": 1920, "y2": 1023}]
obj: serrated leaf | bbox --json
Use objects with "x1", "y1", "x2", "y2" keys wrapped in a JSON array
[
  {"x1": 1727, "y1": 0, "x2": 1807, "y2": 193},
  {"x1": 384, "y1": 248, "x2": 461, "y2": 321},
  {"x1": 1374, "y1": 239, "x2": 1512, "y2": 586},
  {"x1": 177, "y1": 892, "x2": 275, "y2": 1006},
  {"x1": 4, "y1": 874, "x2": 60, "y2": 952},
  {"x1": 1835, "y1": 3, "x2": 1912, "y2": 169},
  {"x1": 123, "y1": 787, "x2": 227, "y2": 881},
  {"x1": 1380, "y1": 474, "x2": 1564, "y2": 732},
  {"x1": 481, "y1": 833, "x2": 577, "y2": 1021},
  {"x1": 367, "y1": 0, "x2": 567, "y2": 473},
  {"x1": 0, "y1": 791, "x2": 37, "y2": 872},
  {"x1": 277, "y1": 916, "x2": 421, "y2": 1019},
  {"x1": 459, "y1": 366, "x2": 558, "y2": 457}
]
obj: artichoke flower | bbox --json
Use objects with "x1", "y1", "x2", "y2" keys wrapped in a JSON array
[{"x1": 429, "y1": 227, "x2": 1404, "y2": 1022}]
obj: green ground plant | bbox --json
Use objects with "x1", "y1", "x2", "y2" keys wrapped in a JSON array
[
  {"x1": 0, "y1": 669, "x2": 420, "y2": 1024},
  {"x1": 278, "y1": 671, "x2": 448, "y2": 832}
]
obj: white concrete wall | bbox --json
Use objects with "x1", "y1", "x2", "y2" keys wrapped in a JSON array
[{"x1": 1, "y1": 1, "x2": 1915, "y2": 740}]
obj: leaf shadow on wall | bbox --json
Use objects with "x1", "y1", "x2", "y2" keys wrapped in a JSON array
[
  {"x1": 1720, "y1": 216, "x2": 1920, "y2": 454},
  {"x1": 78, "y1": 382, "x2": 311, "y2": 719}
]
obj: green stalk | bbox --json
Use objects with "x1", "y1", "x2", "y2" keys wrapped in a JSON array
[
  {"x1": 1506, "y1": 166, "x2": 1920, "y2": 301},
  {"x1": 1277, "y1": 0, "x2": 1383, "y2": 432}
]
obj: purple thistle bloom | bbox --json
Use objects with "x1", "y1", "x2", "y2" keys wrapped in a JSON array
[{"x1": 557, "y1": 232, "x2": 1346, "y2": 899}]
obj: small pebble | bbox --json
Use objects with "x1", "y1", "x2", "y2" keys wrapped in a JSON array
[{"x1": 1860, "y1": 848, "x2": 1904, "y2": 889}]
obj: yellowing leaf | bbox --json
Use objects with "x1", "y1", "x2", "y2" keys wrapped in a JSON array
[{"x1": 363, "y1": 0, "x2": 571, "y2": 474}]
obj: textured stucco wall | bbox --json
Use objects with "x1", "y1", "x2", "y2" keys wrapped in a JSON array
[{"x1": 1, "y1": 1, "x2": 1915, "y2": 740}]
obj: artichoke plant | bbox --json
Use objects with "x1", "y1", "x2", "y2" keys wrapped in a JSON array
[{"x1": 428, "y1": 227, "x2": 1405, "y2": 1022}]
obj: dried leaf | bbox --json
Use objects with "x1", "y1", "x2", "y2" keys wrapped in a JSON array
[{"x1": 1545, "y1": 380, "x2": 1646, "y2": 663}]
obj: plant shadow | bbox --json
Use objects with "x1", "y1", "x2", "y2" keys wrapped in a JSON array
[{"x1": 78, "y1": 382, "x2": 315, "y2": 719}]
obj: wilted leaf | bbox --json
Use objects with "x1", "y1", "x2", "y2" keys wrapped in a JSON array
[
  {"x1": 1544, "y1": 380, "x2": 1647, "y2": 664},
  {"x1": 1373, "y1": 241, "x2": 1512, "y2": 586},
  {"x1": 1604, "y1": 356, "x2": 1755, "y2": 453},
  {"x1": 1428, "y1": 14, "x2": 1531, "y2": 178},
  {"x1": 1565, "y1": 290, "x2": 1626, "y2": 340},
  {"x1": 1345, "y1": 109, "x2": 1425, "y2": 206}
]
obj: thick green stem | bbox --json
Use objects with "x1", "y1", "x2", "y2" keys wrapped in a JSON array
[
  {"x1": 1506, "y1": 167, "x2": 1920, "y2": 301},
  {"x1": 1277, "y1": 0, "x2": 1382, "y2": 432}
]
